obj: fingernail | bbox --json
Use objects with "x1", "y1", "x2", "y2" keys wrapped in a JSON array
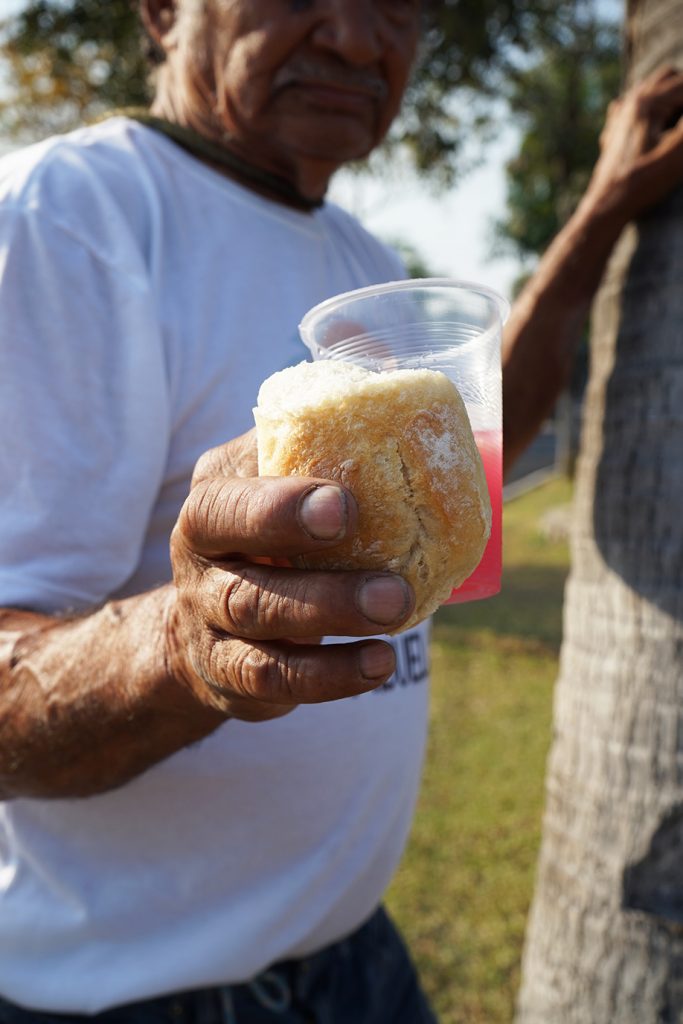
[
  {"x1": 356, "y1": 576, "x2": 411, "y2": 626},
  {"x1": 298, "y1": 486, "x2": 347, "y2": 541},
  {"x1": 359, "y1": 642, "x2": 396, "y2": 681}
]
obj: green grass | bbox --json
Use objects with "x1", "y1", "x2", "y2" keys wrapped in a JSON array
[{"x1": 386, "y1": 476, "x2": 574, "y2": 1024}]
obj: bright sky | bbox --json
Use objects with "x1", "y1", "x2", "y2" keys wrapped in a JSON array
[{"x1": 331, "y1": 128, "x2": 521, "y2": 302}]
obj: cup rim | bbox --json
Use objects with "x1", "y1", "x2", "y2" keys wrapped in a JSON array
[{"x1": 299, "y1": 277, "x2": 511, "y2": 340}]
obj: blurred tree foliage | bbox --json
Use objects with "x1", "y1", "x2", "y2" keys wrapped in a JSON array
[
  {"x1": 0, "y1": 1, "x2": 151, "y2": 140},
  {"x1": 0, "y1": 0, "x2": 620, "y2": 189},
  {"x1": 494, "y1": 1, "x2": 622, "y2": 262}
]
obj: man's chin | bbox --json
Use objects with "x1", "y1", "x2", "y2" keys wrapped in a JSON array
[
  {"x1": 291, "y1": 135, "x2": 376, "y2": 171},
  {"x1": 276, "y1": 115, "x2": 376, "y2": 162}
]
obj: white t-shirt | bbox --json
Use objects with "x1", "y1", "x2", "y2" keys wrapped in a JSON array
[{"x1": 0, "y1": 119, "x2": 431, "y2": 1013}]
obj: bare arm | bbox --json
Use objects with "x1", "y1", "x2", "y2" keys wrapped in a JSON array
[
  {"x1": 0, "y1": 434, "x2": 414, "y2": 800},
  {"x1": 0, "y1": 590, "x2": 221, "y2": 800},
  {"x1": 502, "y1": 66, "x2": 683, "y2": 473}
]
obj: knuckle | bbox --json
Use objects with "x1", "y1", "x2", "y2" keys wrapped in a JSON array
[
  {"x1": 187, "y1": 634, "x2": 275, "y2": 716},
  {"x1": 220, "y1": 567, "x2": 259, "y2": 633},
  {"x1": 220, "y1": 565, "x2": 292, "y2": 637},
  {"x1": 169, "y1": 582, "x2": 300, "y2": 715},
  {"x1": 219, "y1": 570, "x2": 255, "y2": 633},
  {"x1": 231, "y1": 641, "x2": 297, "y2": 705}
]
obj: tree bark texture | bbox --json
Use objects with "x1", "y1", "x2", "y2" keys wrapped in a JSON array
[{"x1": 516, "y1": 2, "x2": 683, "y2": 1020}]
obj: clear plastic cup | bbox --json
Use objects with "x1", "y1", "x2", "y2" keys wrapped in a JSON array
[{"x1": 299, "y1": 278, "x2": 509, "y2": 604}]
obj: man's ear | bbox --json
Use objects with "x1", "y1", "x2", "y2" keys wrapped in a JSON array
[{"x1": 140, "y1": 0, "x2": 177, "y2": 50}]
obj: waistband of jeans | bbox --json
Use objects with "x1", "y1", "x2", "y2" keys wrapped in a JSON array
[{"x1": 0, "y1": 905, "x2": 387, "y2": 1021}]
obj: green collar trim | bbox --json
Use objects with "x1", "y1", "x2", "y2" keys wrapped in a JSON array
[{"x1": 110, "y1": 108, "x2": 324, "y2": 213}]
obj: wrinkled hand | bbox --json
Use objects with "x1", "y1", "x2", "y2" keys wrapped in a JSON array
[
  {"x1": 165, "y1": 429, "x2": 414, "y2": 722},
  {"x1": 586, "y1": 65, "x2": 683, "y2": 220}
]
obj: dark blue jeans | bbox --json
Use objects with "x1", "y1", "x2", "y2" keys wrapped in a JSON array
[{"x1": 0, "y1": 907, "x2": 438, "y2": 1024}]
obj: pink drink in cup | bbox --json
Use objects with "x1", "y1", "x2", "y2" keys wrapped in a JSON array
[
  {"x1": 446, "y1": 427, "x2": 502, "y2": 603},
  {"x1": 299, "y1": 279, "x2": 509, "y2": 606}
]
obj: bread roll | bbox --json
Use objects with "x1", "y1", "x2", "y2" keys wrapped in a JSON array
[{"x1": 254, "y1": 360, "x2": 491, "y2": 632}]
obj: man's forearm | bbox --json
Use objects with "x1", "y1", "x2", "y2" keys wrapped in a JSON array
[
  {"x1": 0, "y1": 588, "x2": 224, "y2": 800},
  {"x1": 502, "y1": 195, "x2": 627, "y2": 474}
]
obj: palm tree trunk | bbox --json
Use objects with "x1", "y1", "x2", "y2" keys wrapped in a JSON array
[{"x1": 516, "y1": 2, "x2": 683, "y2": 1020}]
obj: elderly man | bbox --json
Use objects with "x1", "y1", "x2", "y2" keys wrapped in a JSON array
[{"x1": 0, "y1": 1, "x2": 683, "y2": 1021}]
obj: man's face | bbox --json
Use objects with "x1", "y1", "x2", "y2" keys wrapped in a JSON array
[{"x1": 187, "y1": 0, "x2": 421, "y2": 177}]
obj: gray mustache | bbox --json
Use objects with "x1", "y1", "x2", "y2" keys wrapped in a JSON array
[{"x1": 273, "y1": 61, "x2": 389, "y2": 100}]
